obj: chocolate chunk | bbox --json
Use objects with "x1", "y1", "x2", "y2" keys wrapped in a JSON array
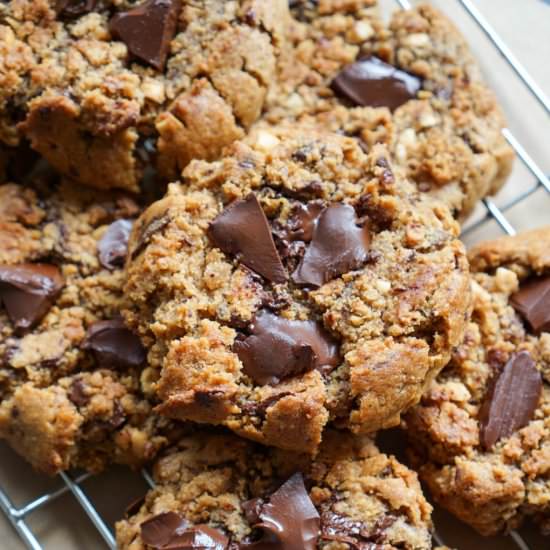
[
  {"x1": 82, "y1": 400, "x2": 127, "y2": 442},
  {"x1": 141, "y1": 512, "x2": 228, "y2": 549},
  {"x1": 234, "y1": 310, "x2": 339, "y2": 385},
  {"x1": 242, "y1": 498, "x2": 263, "y2": 524},
  {"x1": 98, "y1": 219, "x2": 134, "y2": 270},
  {"x1": 321, "y1": 510, "x2": 394, "y2": 546},
  {"x1": 166, "y1": 525, "x2": 228, "y2": 549},
  {"x1": 281, "y1": 202, "x2": 324, "y2": 243},
  {"x1": 68, "y1": 379, "x2": 90, "y2": 407},
  {"x1": 110, "y1": 401, "x2": 127, "y2": 429},
  {"x1": 131, "y1": 215, "x2": 171, "y2": 260},
  {"x1": 55, "y1": 0, "x2": 97, "y2": 18},
  {"x1": 273, "y1": 202, "x2": 325, "y2": 272},
  {"x1": 243, "y1": 473, "x2": 319, "y2": 550},
  {"x1": 110, "y1": 0, "x2": 181, "y2": 70},
  {"x1": 208, "y1": 194, "x2": 287, "y2": 284},
  {"x1": 292, "y1": 204, "x2": 371, "y2": 287},
  {"x1": 0, "y1": 264, "x2": 64, "y2": 331},
  {"x1": 141, "y1": 512, "x2": 189, "y2": 548},
  {"x1": 331, "y1": 57, "x2": 421, "y2": 111},
  {"x1": 510, "y1": 276, "x2": 550, "y2": 334},
  {"x1": 479, "y1": 351, "x2": 542, "y2": 449},
  {"x1": 240, "y1": 392, "x2": 292, "y2": 419},
  {"x1": 83, "y1": 319, "x2": 146, "y2": 369}
]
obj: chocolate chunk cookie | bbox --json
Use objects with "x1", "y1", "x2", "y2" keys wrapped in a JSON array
[
  {"x1": 405, "y1": 227, "x2": 550, "y2": 535},
  {"x1": 116, "y1": 430, "x2": 434, "y2": 549},
  {"x1": 0, "y1": 0, "x2": 289, "y2": 191},
  {"x1": 0, "y1": 177, "x2": 179, "y2": 474},
  {"x1": 123, "y1": 128, "x2": 471, "y2": 454},
  {"x1": 264, "y1": 2, "x2": 514, "y2": 220}
]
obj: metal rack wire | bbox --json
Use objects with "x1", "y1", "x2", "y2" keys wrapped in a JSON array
[{"x1": 1, "y1": 1, "x2": 549, "y2": 548}]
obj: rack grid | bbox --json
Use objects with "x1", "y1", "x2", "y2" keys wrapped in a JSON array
[{"x1": 1, "y1": 0, "x2": 549, "y2": 548}]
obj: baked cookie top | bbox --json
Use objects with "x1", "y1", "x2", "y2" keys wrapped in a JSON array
[
  {"x1": 123, "y1": 127, "x2": 471, "y2": 454},
  {"x1": 116, "y1": 430, "x2": 433, "y2": 549},
  {"x1": 0, "y1": 0, "x2": 289, "y2": 190},
  {"x1": 406, "y1": 227, "x2": 550, "y2": 535},
  {"x1": 263, "y1": 1, "x2": 514, "y2": 220},
  {"x1": 0, "y1": 173, "x2": 179, "y2": 474}
]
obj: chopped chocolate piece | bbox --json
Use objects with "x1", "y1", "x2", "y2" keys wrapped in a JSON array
[
  {"x1": 83, "y1": 319, "x2": 146, "y2": 369},
  {"x1": 510, "y1": 276, "x2": 550, "y2": 334},
  {"x1": 55, "y1": 0, "x2": 97, "y2": 18},
  {"x1": 165, "y1": 525, "x2": 228, "y2": 549},
  {"x1": 234, "y1": 310, "x2": 339, "y2": 385},
  {"x1": 0, "y1": 264, "x2": 64, "y2": 331},
  {"x1": 292, "y1": 204, "x2": 371, "y2": 287},
  {"x1": 321, "y1": 510, "x2": 394, "y2": 546},
  {"x1": 106, "y1": 400, "x2": 127, "y2": 430},
  {"x1": 479, "y1": 351, "x2": 542, "y2": 449},
  {"x1": 68, "y1": 379, "x2": 90, "y2": 407},
  {"x1": 195, "y1": 390, "x2": 225, "y2": 409},
  {"x1": 242, "y1": 498, "x2": 263, "y2": 524},
  {"x1": 82, "y1": 400, "x2": 127, "y2": 442},
  {"x1": 141, "y1": 512, "x2": 228, "y2": 549},
  {"x1": 98, "y1": 219, "x2": 134, "y2": 270},
  {"x1": 280, "y1": 202, "x2": 324, "y2": 243},
  {"x1": 141, "y1": 512, "x2": 189, "y2": 548},
  {"x1": 110, "y1": 0, "x2": 181, "y2": 71},
  {"x1": 243, "y1": 473, "x2": 319, "y2": 550},
  {"x1": 240, "y1": 392, "x2": 293, "y2": 419},
  {"x1": 131, "y1": 215, "x2": 171, "y2": 260},
  {"x1": 208, "y1": 194, "x2": 287, "y2": 284},
  {"x1": 331, "y1": 57, "x2": 421, "y2": 111}
]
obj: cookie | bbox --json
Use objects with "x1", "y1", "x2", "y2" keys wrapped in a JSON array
[
  {"x1": 405, "y1": 227, "x2": 550, "y2": 535},
  {"x1": 0, "y1": 0, "x2": 289, "y2": 191},
  {"x1": 0, "y1": 176, "x2": 180, "y2": 474},
  {"x1": 263, "y1": 2, "x2": 514, "y2": 220},
  {"x1": 123, "y1": 128, "x2": 471, "y2": 454},
  {"x1": 115, "y1": 430, "x2": 434, "y2": 549}
]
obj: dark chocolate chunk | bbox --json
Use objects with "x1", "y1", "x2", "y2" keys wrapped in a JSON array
[
  {"x1": 0, "y1": 264, "x2": 64, "y2": 331},
  {"x1": 510, "y1": 276, "x2": 550, "y2": 334},
  {"x1": 479, "y1": 351, "x2": 542, "y2": 449},
  {"x1": 141, "y1": 512, "x2": 189, "y2": 548},
  {"x1": 131, "y1": 215, "x2": 171, "y2": 260},
  {"x1": 281, "y1": 202, "x2": 324, "y2": 243},
  {"x1": 110, "y1": 0, "x2": 181, "y2": 70},
  {"x1": 242, "y1": 473, "x2": 319, "y2": 550},
  {"x1": 98, "y1": 219, "x2": 134, "y2": 270},
  {"x1": 83, "y1": 319, "x2": 146, "y2": 369},
  {"x1": 168, "y1": 525, "x2": 229, "y2": 549},
  {"x1": 321, "y1": 510, "x2": 394, "y2": 546},
  {"x1": 273, "y1": 202, "x2": 325, "y2": 272},
  {"x1": 141, "y1": 512, "x2": 228, "y2": 549},
  {"x1": 234, "y1": 310, "x2": 339, "y2": 385},
  {"x1": 292, "y1": 204, "x2": 371, "y2": 287},
  {"x1": 288, "y1": 0, "x2": 320, "y2": 23},
  {"x1": 208, "y1": 194, "x2": 287, "y2": 284},
  {"x1": 331, "y1": 57, "x2": 421, "y2": 111},
  {"x1": 55, "y1": 0, "x2": 97, "y2": 18},
  {"x1": 239, "y1": 392, "x2": 293, "y2": 419},
  {"x1": 242, "y1": 498, "x2": 263, "y2": 525},
  {"x1": 82, "y1": 401, "x2": 126, "y2": 442},
  {"x1": 68, "y1": 379, "x2": 90, "y2": 407},
  {"x1": 106, "y1": 401, "x2": 127, "y2": 430}
]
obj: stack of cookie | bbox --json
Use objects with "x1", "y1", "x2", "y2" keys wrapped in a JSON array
[{"x1": 1, "y1": 1, "x2": 546, "y2": 548}]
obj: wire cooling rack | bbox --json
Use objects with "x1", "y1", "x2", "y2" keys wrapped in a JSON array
[{"x1": 1, "y1": 1, "x2": 549, "y2": 548}]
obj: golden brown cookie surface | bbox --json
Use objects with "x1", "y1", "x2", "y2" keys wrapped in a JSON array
[{"x1": 124, "y1": 128, "x2": 471, "y2": 453}]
